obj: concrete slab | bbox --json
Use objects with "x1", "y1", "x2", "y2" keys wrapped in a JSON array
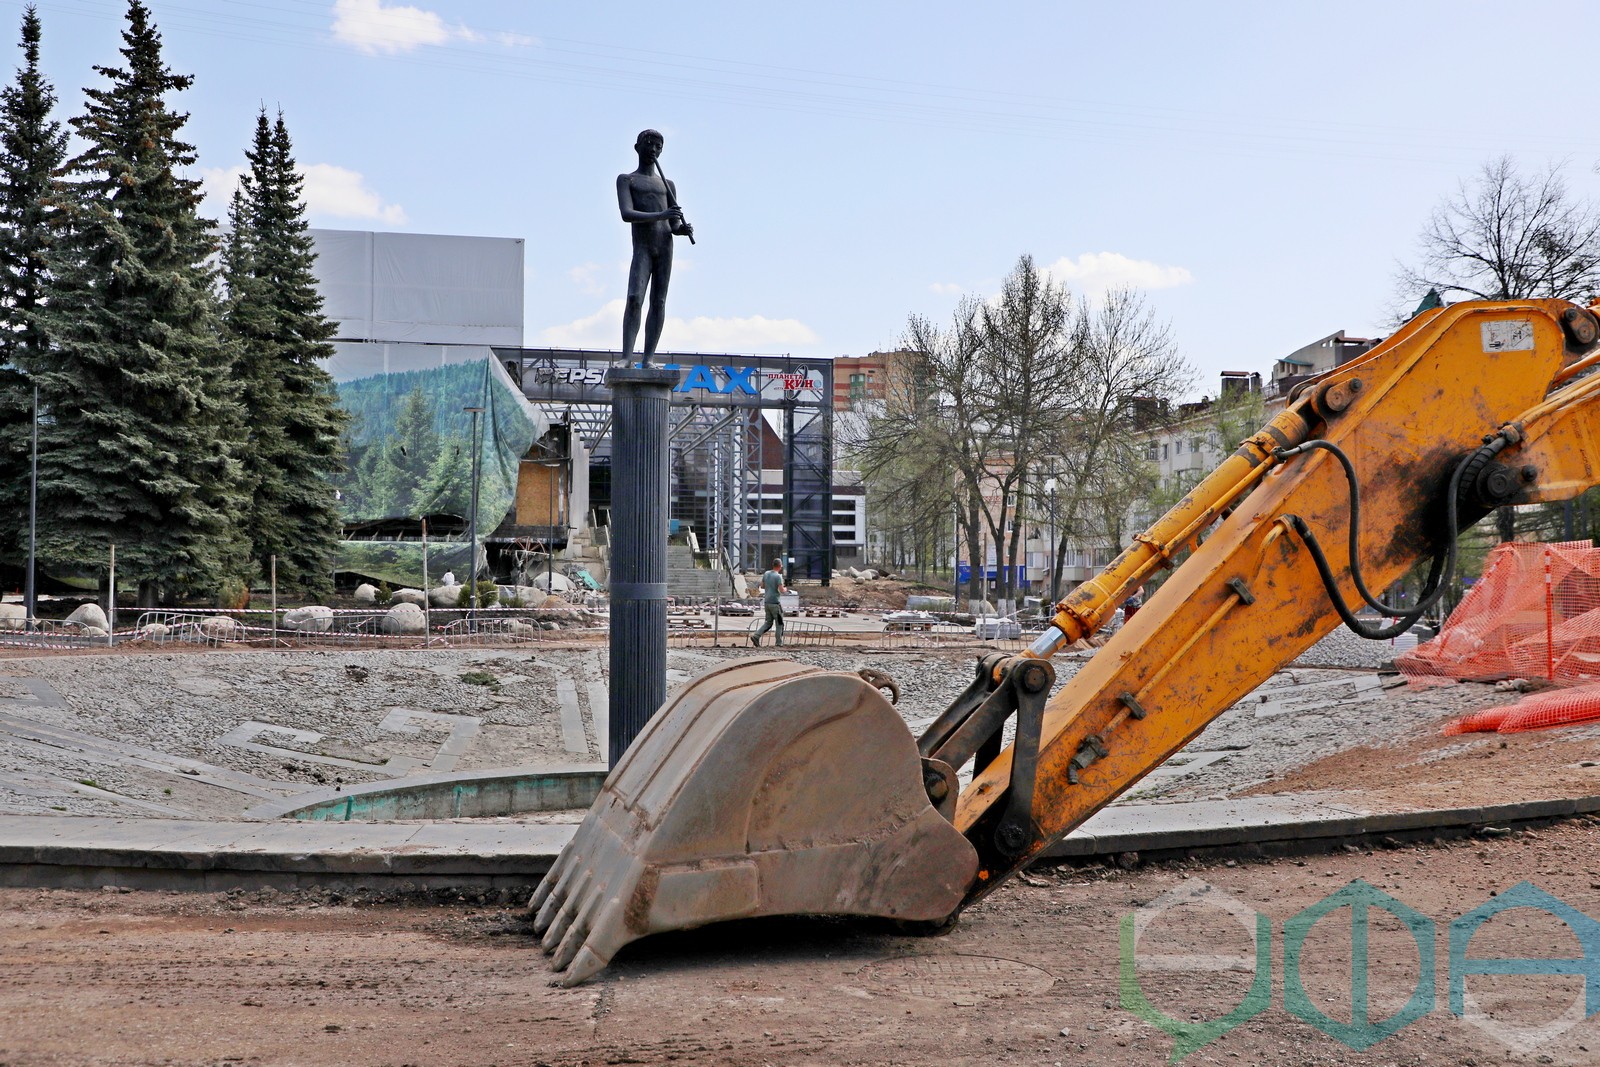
[
  {"x1": 555, "y1": 679, "x2": 587, "y2": 756},
  {"x1": 1045, "y1": 795, "x2": 1372, "y2": 857}
]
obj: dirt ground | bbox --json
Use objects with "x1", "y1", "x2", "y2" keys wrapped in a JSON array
[
  {"x1": 7, "y1": 820, "x2": 1600, "y2": 1066},
  {"x1": 791, "y1": 575, "x2": 950, "y2": 611},
  {"x1": 1246, "y1": 682, "x2": 1600, "y2": 811}
]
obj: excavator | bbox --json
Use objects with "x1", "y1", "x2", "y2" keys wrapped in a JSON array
[{"x1": 533, "y1": 297, "x2": 1600, "y2": 985}]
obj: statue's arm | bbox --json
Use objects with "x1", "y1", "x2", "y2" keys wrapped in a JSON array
[
  {"x1": 665, "y1": 179, "x2": 694, "y2": 238},
  {"x1": 617, "y1": 174, "x2": 682, "y2": 225}
]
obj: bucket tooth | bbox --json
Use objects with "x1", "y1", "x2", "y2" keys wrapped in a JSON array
[{"x1": 531, "y1": 658, "x2": 978, "y2": 985}]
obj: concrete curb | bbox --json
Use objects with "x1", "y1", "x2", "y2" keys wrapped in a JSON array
[
  {"x1": 3, "y1": 792, "x2": 1597, "y2": 891},
  {"x1": 243, "y1": 764, "x2": 610, "y2": 822},
  {"x1": 1043, "y1": 793, "x2": 1600, "y2": 859}
]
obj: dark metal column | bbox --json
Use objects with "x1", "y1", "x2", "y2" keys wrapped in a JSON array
[{"x1": 604, "y1": 366, "x2": 677, "y2": 765}]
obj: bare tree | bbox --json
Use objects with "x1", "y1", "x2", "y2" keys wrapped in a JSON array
[
  {"x1": 1399, "y1": 155, "x2": 1600, "y2": 305},
  {"x1": 855, "y1": 298, "x2": 990, "y2": 601},
  {"x1": 860, "y1": 263, "x2": 1192, "y2": 607},
  {"x1": 859, "y1": 257, "x2": 1081, "y2": 606},
  {"x1": 973, "y1": 255, "x2": 1082, "y2": 602},
  {"x1": 1044, "y1": 287, "x2": 1193, "y2": 596}
]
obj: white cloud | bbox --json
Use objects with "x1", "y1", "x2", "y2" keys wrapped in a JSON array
[
  {"x1": 567, "y1": 262, "x2": 609, "y2": 297},
  {"x1": 330, "y1": 0, "x2": 476, "y2": 54},
  {"x1": 1042, "y1": 252, "x2": 1193, "y2": 297},
  {"x1": 198, "y1": 165, "x2": 247, "y2": 220},
  {"x1": 302, "y1": 163, "x2": 407, "y2": 224},
  {"x1": 928, "y1": 282, "x2": 962, "y2": 295},
  {"x1": 540, "y1": 299, "x2": 819, "y2": 350},
  {"x1": 495, "y1": 31, "x2": 540, "y2": 48},
  {"x1": 201, "y1": 163, "x2": 405, "y2": 225}
]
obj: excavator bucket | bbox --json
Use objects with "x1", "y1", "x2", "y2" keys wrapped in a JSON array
[{"x1": 531, "y1": 658, "x2": 978, "y2": 986}]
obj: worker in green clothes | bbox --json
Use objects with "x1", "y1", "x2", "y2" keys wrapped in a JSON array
[{"x1": 751, "y1": 558, "x2": 792, "y2": 647}]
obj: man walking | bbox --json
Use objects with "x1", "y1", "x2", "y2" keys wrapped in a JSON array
[{"x1": 751, "y1": 558, "x2": 791, "y2": 647}]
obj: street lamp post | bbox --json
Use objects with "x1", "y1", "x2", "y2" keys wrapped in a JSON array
[
  {"x1": 26, "y1": 383, "x2": 37, "y2": 626},
  {"x1": 464, "y1": 406, "x2": 485, "y2": 620},
  {"x1": 1043, "y1": 477, "x2": 1059, "y2": 606}
]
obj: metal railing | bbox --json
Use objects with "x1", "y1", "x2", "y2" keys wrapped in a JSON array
[{"x1": 0, "y1": 604, "x2": 609, "y2": 655}]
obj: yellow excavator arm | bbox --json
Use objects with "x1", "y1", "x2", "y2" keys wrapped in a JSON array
[{"x1": 534, "y1": 298, "x2": 1600, "y2": 985}]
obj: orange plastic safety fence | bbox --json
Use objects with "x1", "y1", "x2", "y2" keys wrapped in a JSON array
[
  {"x1": 1443, "y1": 679, "x2": 1600, "y2": 735},
  {"x1": 1399, "y1": 541, "x2": 1600, "y2": 688},
  {"x1": 1441, "y1": 706, "x2": 1512, "y2": 736}
]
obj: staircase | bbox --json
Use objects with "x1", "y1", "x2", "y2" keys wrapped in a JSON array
[{"x1": 667, "y1": 545, "x2": 732, "y2": 599}]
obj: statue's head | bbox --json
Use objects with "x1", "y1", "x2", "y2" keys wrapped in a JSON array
[{"x1": 635, "y1": 129, "x2": 664, "y2": 158}]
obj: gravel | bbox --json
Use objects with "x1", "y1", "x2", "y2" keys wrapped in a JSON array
[{"x1": 0, "y1": 628, "x2": 1485, "y2": 821}]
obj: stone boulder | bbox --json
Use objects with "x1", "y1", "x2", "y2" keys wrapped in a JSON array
[
  {"x1": 139, "y1": 623, "x2": 170, "y2": 640},
  {"x1": 353, "y1": 583, "x2": 378, "y2": 605},
  {"x1": 0, "y1": 603, "x2": 25, "y2": 628},
  {"x1": 200, "y1": 616, "x2": 243, "y2": 641},
  {"x1": 382, "y1": 602, "x2": 426, "y2": 635},
  {"x1": 389, "y1": 588, "x2": 427, "y2": 607},
  {"x1": 428, "y1": 584, "x2": 462, "y2": 608},
  {"x1": 65, "y1": 603, "x2": 108, "y2": 631},
  {"x1": 280, "y1": 605, "x2": 334, "y2": 632},
  {"x1": 526, "y1": 571, "x2": 573, "y2": 594},
  {"x1": 80, "y1": 626, "x2": 108, "y2": 639},
  {"x1": 861, "y1": 568, "x2": 879, "y2": 580}
]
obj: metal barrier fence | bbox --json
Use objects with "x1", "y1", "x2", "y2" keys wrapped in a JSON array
[
  {"x1": 880, "y1": 613, "x2": 1048, "y2": 653},
  {"x1": 0, "y1": 619, "x2": 108, "y2": 650},
  {"x1": 0, "y1": 605, "x2": 607, "y2": 654},
  {"x1": 1, "y1": 602, "x2": 1056, "y2": 656}
]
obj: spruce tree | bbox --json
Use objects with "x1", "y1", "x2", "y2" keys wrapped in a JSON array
[
  {"x1": 33, "y1": 0, "x2": 249, "y2": 606},
  {"x1": 0, "y1": 5, "x2": 66, "y2": 568},
  {"x1": 222, "y1": 109, "x2": 347, "y2": 594}
]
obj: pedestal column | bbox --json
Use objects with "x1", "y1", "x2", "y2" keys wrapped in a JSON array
[{"x1": 604, "y1": 366, "x2": 677, "y2": 765}]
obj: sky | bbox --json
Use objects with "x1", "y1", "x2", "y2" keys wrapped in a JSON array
[{"x1": 21, "y1": 0, "x2": 1600, "y2": 399}]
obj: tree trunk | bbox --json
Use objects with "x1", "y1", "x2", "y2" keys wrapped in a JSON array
[
  {"x1": 964, "y1": 499, "x2": 984, "y2": 605},
  {"x1": 137, "y1": 579, "x2": 159, "y2": 610},
  {"x1": 1004, "y1": 504, "x2": 1025, "y2": 605},
  {"x1": 1496, "y1": 506, "x2": 1516, "y2": 543}
]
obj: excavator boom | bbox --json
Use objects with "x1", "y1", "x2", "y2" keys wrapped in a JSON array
[{"x1": 535, "y1": 297, "x2": 1600, "y2": 984}]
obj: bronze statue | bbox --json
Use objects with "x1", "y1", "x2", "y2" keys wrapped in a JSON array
[{"x1": 617, "y1": 129, "x2": 694, "y2": 365}]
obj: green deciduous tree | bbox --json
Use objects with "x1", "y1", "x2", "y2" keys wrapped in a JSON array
[
  {"x1": 0, "y1": 5, "x2": 66, "y2": 569},
  {"x1": 32, "y1": 0, "x2": 248, "y2": 606},
  {"x1": 222, "y1": 108, "x2": 348, "y2": 594}
]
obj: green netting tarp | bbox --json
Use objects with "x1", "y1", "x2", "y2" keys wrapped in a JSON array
[{"x1": 328, "y1": 350, "x2": 545, "y2": 586}]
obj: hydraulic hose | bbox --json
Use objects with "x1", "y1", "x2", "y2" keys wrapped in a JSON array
[{"x1": 1274, "y1": 436, "x2": 1492, "y2": 641}]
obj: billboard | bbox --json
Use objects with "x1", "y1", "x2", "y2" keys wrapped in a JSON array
[
  {"x1": 309, "y1": 229, "x2": 523, "y2": 346},
  {"x1": 326, "y1": 344, "x2": 548, "y2": 587}
]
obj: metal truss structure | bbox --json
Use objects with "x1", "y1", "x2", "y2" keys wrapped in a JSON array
[{"x1": 495, "y1": 348, "x2": 835, "y2": 582}]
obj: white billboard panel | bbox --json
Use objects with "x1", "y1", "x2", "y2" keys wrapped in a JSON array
[{"x1": 310, "y1": 229, "x2": 524, "y2": 346}]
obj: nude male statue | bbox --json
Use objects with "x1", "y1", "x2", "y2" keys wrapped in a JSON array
[{"x1": 617, "y1": 129, "x2": 694, "y2": 365}]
